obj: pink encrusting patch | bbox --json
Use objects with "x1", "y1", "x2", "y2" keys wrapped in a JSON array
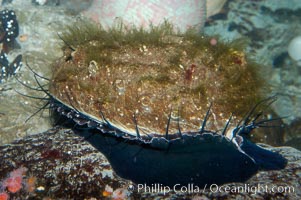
[
  {"x1": 210, "y1": 38, "x2": 218, "y2": 45},
  {"x1": 2, "y1": 167, "x2": 27, "y2": 193},
  {"x1": 9, "y1": 167, "x2": 27, "y2": 178},
  {"x1": 0, "y1": 192, "x2": 9, "y2": 200},
  {"x1": 3, "y1": 177, "x2": 22, "y2": 193},
  {"x1": 82, "y1": 0, "x2": 207, "y2": 32}
]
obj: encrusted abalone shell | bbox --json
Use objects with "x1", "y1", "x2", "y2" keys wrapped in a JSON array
[
  {"x1": 46, "y1": 23, "x2": 286, "y2": 187},
  {"x1": 50, "y1": 23, "x2": 263, "y2": 136}
]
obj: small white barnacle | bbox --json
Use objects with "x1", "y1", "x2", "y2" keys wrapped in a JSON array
[{"x1": 36, "y1": 186, "x2": 45, "y2": 192}]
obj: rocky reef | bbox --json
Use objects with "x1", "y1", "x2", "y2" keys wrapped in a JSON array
[{"x1": 0, "y1": 128, "x2": 300, "y2": 199}]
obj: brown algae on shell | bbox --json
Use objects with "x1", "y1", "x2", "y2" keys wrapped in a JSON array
[{"x1": 50, "y1": 22, "x2": 265, "y2": 135}]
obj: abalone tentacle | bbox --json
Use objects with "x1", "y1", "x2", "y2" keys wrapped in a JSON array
[{"x1": 232, "y1": 96, "x2": 288, "y2": 170}]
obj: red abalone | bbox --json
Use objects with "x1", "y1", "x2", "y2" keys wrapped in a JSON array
[{"x1": 39, "y1": 22, "x2": 287, "y2": 187}]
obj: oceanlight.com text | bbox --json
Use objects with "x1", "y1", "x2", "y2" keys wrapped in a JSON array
[{"x1": 135, "y1": 183, "x2": 295, "y2": 195}]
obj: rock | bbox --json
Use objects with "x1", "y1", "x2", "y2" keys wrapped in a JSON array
[
  {"x1": 205, "y1": 0, "x2": 301, "y2": 126},
  {"x1": 0, "y1": 128, "x2": 129, "y2": 199},
  {"x1": 82, "y1": 0, "x2": 207, "y2": 33},
  {"x1": 0, "y1": 128, "x2": 300, "y2": 199}
]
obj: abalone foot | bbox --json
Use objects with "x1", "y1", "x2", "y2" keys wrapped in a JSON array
[
  {"x1": 50, "y1": 97, "x2": 287, "y2": 187},
  {"x1": 240, "y1": 139, "x2": 287, "y2": 170},
  {"x1": 77, "y1": 129, "x2": 258, "y2": 187}
]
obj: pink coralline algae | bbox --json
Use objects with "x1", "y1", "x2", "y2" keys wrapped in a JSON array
[
  {"x1": 0, "y1": 192, "x2": 9, "y2": 200},
  {"x1": 82, "y1": 0, "x2": 207, "y2": 32},
  {"x1": 2, "y1": 167, "x2": 27, "y2": 194},
  {"x1": 102, "y1": 185, "x2": 130, "y2": 200}
]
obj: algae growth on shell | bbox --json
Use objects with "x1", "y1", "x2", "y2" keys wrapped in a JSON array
[{"x1": 50, "y1": 22, "x2": 265, "y2": 135}]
